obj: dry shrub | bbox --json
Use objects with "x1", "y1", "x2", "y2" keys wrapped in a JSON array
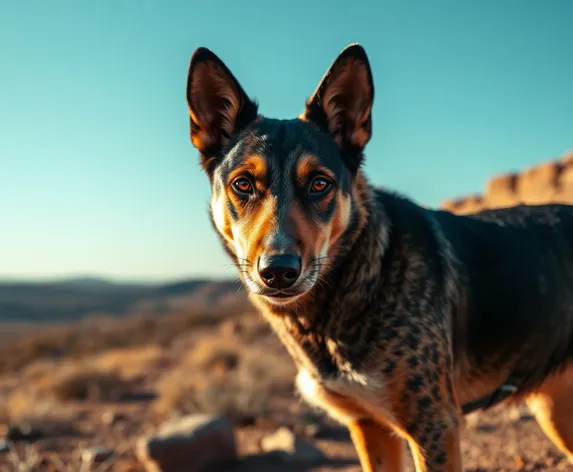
[
  {"x1": 21, "y1": 358, "x2": 61, "y2": 382},
  {"x1": 152, "y1": 333, "x2": 295, "y2": 425},
  {"x1": 4, "y1": 389, "x2": 40, "y2": 420},
  {"x1": 183, "y1": 338, "x2": 239, "y2": 373},
  {"x1": 38, "y1": 366, "x2": 131, "y2": 402},
  {"x1": 1, "y1": 389, "x2": 78, "y2": 436},
  {"x1": 3, "y1": 443, "x2": 140, "y2": 472},
  {"x1": 0, "y1": 306, "x2": 248, "y2": 376},
  {"x1": 217, "y1": 313, "x2": 271, "y2": 344},
  {"x1": 91, "y1": 344, "x2": 166, "y2": 380}
]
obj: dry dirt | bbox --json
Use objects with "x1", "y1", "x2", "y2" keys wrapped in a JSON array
[{"x1": 0, "y1": 309, "x2": 571, "y2": 471}]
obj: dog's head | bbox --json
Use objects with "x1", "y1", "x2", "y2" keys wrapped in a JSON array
[{"x1": 186, "y1": 44, "x2": 374, "y2": 306}]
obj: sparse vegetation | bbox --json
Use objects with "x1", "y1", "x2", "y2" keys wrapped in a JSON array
[
  {"x1": 0, "y1": 308, "x2": 247, "y2": 375},
  {"x1": 151, "y1": 329, "x2": 296, "y2": 426},
  {"x1": 0, "y1": 297, "x2": 568, "y2": 470},
  {"x1": 41, "y1": 367, "x2": 132, "y2": 402},
  {"x1": 1, "y1": 391, "x2": 78, "y2": 438}
]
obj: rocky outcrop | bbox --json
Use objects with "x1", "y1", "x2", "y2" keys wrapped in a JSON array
[{"x1": 442, "y1": 150, "x2": 573, "y2": 214}]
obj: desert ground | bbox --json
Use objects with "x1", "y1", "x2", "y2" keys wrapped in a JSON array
[{"x1": 0, "y1": 301, "x2": 572, "y2": 471}]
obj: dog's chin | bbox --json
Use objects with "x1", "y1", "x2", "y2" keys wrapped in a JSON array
[{"x1": 261, "y1": 292, "x2": 305, "y2": 306}]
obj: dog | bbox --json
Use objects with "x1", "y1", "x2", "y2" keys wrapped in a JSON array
[{"x1": 185, "y1": 43, "x2": 573, "y2": 471}]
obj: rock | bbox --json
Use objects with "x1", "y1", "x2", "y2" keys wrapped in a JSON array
[
  {"x1": 136, "y1": 414, "x2": 237, "y2": 472},
  {"x1": 443, "y1": 151, "x2": 573, "y2": 214},
  {"x1": 464, "y1": 412, "x2": 481, "y2": 429},
  {"x1": 5, "y1": 424, "x2": 44, "y2": 442},
  {"x1": 0, "y1": 438, "x2": 9, "y2": 453},
  {"x1": 485, "y1": 173, "x2": 519, "y2": 208},
  {"x1": 82, "y1": 446, "x2": 114, "y2": 464},
  {"x1": 261, "y1": 427, "x2": 325, "y2": 466}
]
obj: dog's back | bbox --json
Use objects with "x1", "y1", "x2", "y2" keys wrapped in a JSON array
[{"x1": 434, "y1": 202, "x2": 573, "y2": 390}]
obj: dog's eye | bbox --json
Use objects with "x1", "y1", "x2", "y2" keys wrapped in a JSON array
[
  {"x1": 232, "y1": 178, "x2": 253, "y2": 194},
  {"x1": 310, "y1": 178, "x2": 331, "y2": 194}
]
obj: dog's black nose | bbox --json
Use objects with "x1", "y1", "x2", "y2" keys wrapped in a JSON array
[{"x1": 258, "y1": 254, "x2": 301, "y2": 289}]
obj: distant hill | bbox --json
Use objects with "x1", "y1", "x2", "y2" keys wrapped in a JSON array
[{"x1": 0, "y1": 277, "x2": 247, "y2": 323}]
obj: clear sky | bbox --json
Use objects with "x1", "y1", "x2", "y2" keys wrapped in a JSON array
[{"x1": 1, "y1": 0, "x2": 572, "y2": 282}]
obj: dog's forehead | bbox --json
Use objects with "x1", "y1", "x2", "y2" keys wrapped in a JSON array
[{"x1": 222, "y1": 118, "x2": 343, "y2": 176}]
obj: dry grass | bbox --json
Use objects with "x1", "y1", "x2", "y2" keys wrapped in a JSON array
[
  {"x1": 2, "y1": 442, "x2": 143, "y2": 472},
  {"x1": 0, "y1": 307, "x2": 247, "y2": 375},
  {"x1": 4, "y1": 443, "x2": 42, "y2": 472},
  {"x1": 152, "y1": 332, "x2": 296, "y2": 425},
  {"x1": 35, "y1": 366, "x2": 132, "y2": 402},
  {"x1": 0, "y1": 304, "x2": 316, "y2": 467},
  {"x1": 183, "y1": 337, "x2": 239, "y2": 373},
  {"x1": 91, "y1": 345, "x2": 167, "y2": 381},
  {"x1": 0, "y1": 390, "x2": 78, "y2": 437}
]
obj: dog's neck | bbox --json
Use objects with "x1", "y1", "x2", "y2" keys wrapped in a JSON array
[{"x1": 249, "y1": 173, "x2": 392, "y2": 374}]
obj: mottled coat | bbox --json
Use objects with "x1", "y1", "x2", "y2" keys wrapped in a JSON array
[{"x1": 185, "y1": 43, "x2": 573, "y2": 471}]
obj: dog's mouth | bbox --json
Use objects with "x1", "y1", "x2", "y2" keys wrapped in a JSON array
[
  {"x1": 241, "y1": 270, "x2": 320, "y2": 306},
  {"x1": 264, "y1": 291, "x2": 296, "y2": 299},
  {"x1": 251, "y1": 285, "x2": 307, "y2": 304}
]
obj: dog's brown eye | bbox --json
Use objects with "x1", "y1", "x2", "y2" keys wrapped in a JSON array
[
  {"x1": 310, "y1": 178, "x2": 331, "y2": 194},
  {"x1": 232, "y1": 178, "x2": 253, "y2": 194}
]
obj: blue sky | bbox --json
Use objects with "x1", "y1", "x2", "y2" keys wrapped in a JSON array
[{"x1": 1, "y1": 0, "x2": 572, "y2": 281}]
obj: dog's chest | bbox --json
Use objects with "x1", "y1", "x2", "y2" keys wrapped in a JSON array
[
  {"x1": 261, "y1": 311, "x2": 395, "y2": 425},
  {"x1": 271, "y1": 317, "x2": 353, "y2": 377},
  {"x1": 295, "y1": 366, "x2": 391, "y2": 425}
]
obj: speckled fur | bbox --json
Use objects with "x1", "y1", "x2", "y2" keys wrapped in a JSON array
[{"x1": 186, "y1": 44, "x2": 573, "y2": 471}]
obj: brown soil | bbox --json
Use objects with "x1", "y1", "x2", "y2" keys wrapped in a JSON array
[{"x1": 0, "y1": 309, "x2": 571, "y2": 471}]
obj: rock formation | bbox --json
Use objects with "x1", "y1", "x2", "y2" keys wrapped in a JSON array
[{"x1": 442, "y1": 150, "x2": 573, "y2": 214}]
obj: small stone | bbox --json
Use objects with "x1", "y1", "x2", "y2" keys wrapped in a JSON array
[
  {"x1": 463, "y1": 412, "x2": 481, "y2": 429},
  {"x1": 505, "y1": 406, "x2": 525, "y2": 422},
  {"x1": 82, "y1": 446, "x2": 114, "y2": 464},
  {"x1": 261, "y1": 427, "x2": 325, "y2": 466},
  {"x1": 136, "y1": 414, "x2": 237, "y2": 472}
]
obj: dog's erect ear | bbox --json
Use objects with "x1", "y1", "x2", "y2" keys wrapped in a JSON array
[
  {"x1": 186, "y1": 47, "x2": 258, "y2": 175},
  {"x1": 301, "y1": 43, "x2": 374, "y2": 172}
]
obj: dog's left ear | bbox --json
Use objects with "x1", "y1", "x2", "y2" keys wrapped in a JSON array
[{"x1": 301, "y1": 43, "x2": 374, "y2": 172}]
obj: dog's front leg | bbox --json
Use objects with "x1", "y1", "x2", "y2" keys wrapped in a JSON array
[
  {"x1": 348, "y1": 417, "x2": 405, "y2": 472},
  {"x1": 390, "y1": 378, "x2": 462, "y2": 472},
  {"x1": 380, "y1": 356, "x2": 463, "y2": 471},
  {"x1": 405, "y1": 416, "x2": 462, "y2": 472}
]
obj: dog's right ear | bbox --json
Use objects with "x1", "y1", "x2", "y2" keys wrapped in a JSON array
[{"x1": 186, "y1": 47, "x2": 258, "y2": 176}]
